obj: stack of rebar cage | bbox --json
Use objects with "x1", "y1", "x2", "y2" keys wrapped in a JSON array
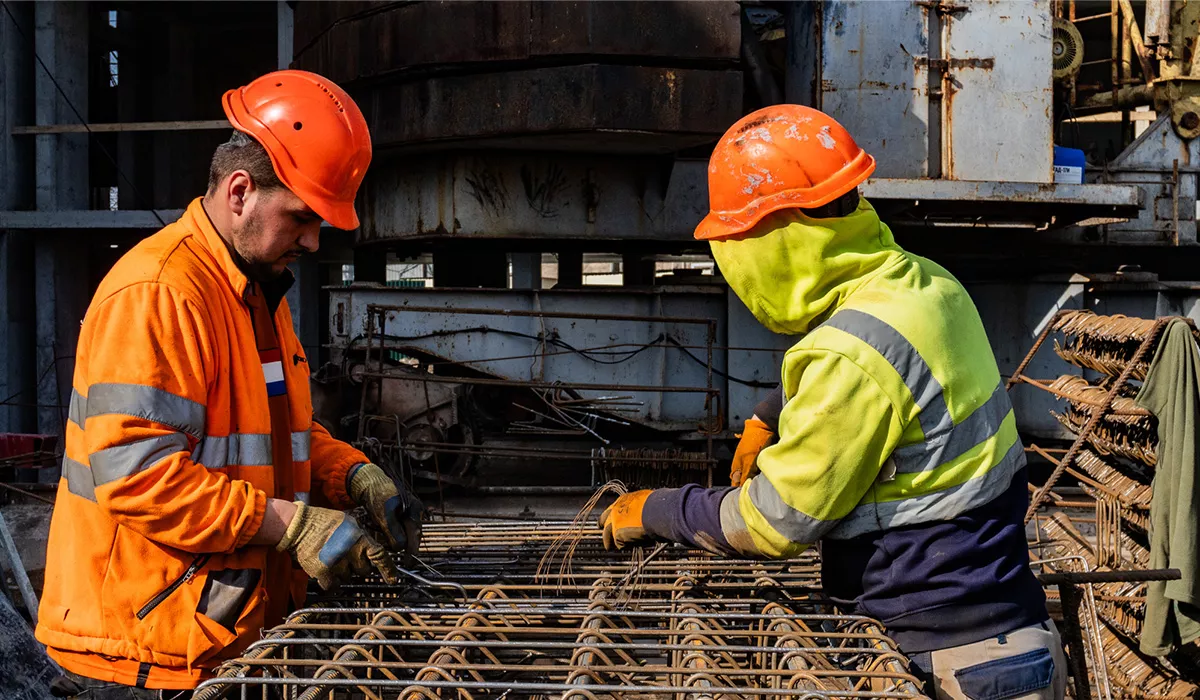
[
  {"x1": 195, "y1": 522, "x2": 927, "y2": 700},
  {"x1": 1011, "y1": 310, "x2": 1200, "y2": 698}
]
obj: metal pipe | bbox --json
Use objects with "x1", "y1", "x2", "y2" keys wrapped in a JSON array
[
  {"x1": 0, "y1": 512, "x2": 37, "y2": 626},
  {"x1": 1078, "y1": 83, "x2": 1156, "y2": 114},
  {"x1": 1117, "y1": 0, "x2": 1154, "y2": 80}
]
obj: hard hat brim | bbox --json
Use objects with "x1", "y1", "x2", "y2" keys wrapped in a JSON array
[{"x1": 694, "y1": 151, "x2": 876, "y2": 241}]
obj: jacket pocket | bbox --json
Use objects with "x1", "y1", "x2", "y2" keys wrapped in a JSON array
[
  {"x1": 953, "y1": 647, "x2": 1055, "y2": 700},
  {"x1": 136, "y1": 554, "x2": 211, "y2": 620},
  {"x1": 187, "y1": 568, "x2": 265, "y2": 669}
]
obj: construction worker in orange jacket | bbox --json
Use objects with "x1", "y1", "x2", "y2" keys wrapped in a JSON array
[{"x1": 35, "y1": 70, "x2": 422, "y2": 696}]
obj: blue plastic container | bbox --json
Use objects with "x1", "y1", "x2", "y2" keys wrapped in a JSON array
[{"x1": 1053, "y1": 146, "x2": 1086, "y2": 184}]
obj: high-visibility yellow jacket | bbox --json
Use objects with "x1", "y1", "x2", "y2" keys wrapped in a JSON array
[
  {"x1": 36, "y1": 198, "x2": 369, "y2": 689},
  {"x1": 642, "y1": 198, "x2": 1044, "y2": 651},
  {"x1": 707, "y1": 199, "x2": 1023, "y2": 557}
]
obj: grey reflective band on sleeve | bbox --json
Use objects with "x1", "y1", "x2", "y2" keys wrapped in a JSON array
[
  {"x1": 191, "y1": 430, "x2": 311, "y2": 469},
  {"x1": 89, "y1": 433, "x2": 191, "y2": 486},
  {"x1": 85, "y1": 383, "x2": 206, "y2": 439},
  {"x1": 743, "y1": 472, "x2": 838, "y2": 544},
  {"x1": 718, "y1": 488, "x2": 765, "y2": 557},
  {"x1": 818, "y1": 309, "x2": 1009, "y2": 475},
  {"x1": 291, "y1": 429, "x2": 311, "y2": 462},
  {"x1": 826, "y1": 437, "x2": 1025, "y2": 540},
  {"x1": 191, "y1": 433, "x2": 274, "y2": 469},
  {"x1": 68, "y1": 389, "x2": 87, "y2": 429},
  {"x1": 61, "y1": 455, "x2": 96, "y2": 502}
]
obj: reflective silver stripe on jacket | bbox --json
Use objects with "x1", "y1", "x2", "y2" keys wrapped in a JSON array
[
  {"x1": 82, "y1": 383, "x2": 206, "y2": 438},
  {"x1": 820, "y1": 309, "x2": 1013, "y2": 473},
  {"x1": 738, "y1": 308, "x2": 1019, "y2": 544},
  {"x1": 191, "y1": 429, "x2": 312, "y2": 469},
  {"x1": 825, "y1": 438, "x2": 1026, "y2": 539},
  {"x1": 738, "y1": 435, "x2": 1025, "y2": 545},
  {"x1": 61, "y1": 456, "x2": 96, "y2": 501}
]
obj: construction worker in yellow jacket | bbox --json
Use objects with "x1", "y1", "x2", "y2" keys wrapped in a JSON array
[
  {"x1": 36, "y1": 70, "x2": 421, "y2": 695},
  {"x1": 600, "y1": 105, "x2": 1066, "y2": 700}
]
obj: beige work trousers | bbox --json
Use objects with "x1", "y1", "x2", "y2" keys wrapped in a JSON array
[{"x1": 916, "y1": 621, "x2": 1067, "y2": 700}]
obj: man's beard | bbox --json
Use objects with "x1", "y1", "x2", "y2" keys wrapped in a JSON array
[{"x1": 232, "y1": 210, "x2": 295, "y2": 282}]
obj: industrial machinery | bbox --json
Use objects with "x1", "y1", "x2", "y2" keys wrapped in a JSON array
[{"x1": 291, "y1": 1, "x2": 1200, "y2": 506}]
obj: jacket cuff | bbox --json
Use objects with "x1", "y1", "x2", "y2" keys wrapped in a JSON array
[
  {"x1": 235, "y1": 488, "x2": 268, "y2": 550},
  {"x1": 322, "y1": 458, "x2": 361, "y2": 509},
  {"x1": 643, "y1": 485, "x2": 736, "y2": 555}
]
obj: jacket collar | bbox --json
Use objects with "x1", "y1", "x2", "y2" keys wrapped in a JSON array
[{"x1": 185, "y1": 197, "x2": 253, "y2": 302}]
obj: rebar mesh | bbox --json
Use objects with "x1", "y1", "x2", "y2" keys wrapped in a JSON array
[{"x1": 196, "y1": 522, "x2": 927, "y2": 700}]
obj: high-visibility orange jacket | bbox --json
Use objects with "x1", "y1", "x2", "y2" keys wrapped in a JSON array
[{"x1": 36, "y1": 198, "x2": 370, "y2": 689}]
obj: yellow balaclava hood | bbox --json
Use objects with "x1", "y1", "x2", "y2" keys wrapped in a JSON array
[{"x1": 710, "y1": 198, "x2": 904, "y2": 335}]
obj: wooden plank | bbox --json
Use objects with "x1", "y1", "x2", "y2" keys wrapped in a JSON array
[{"x1": 11, "y1": 119, "x2": 230, "y2": 135}]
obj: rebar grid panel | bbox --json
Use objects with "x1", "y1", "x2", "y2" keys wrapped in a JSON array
[{"x1": 197, "y1": 523, "x2": 927, "y2": 700}]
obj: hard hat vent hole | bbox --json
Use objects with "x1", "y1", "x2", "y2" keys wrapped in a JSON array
[
  {"x1": 275, "y1": 82, "x2": 282, "y2": 87},
  {"x1": 293, "y1": 122, "x2": 303, "y2": 131}
]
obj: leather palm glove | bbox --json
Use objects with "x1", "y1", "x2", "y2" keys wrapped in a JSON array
[
  {"x1": 599, "y1": 490, "x2": 658, "y2": 550},
  {"x1": 731, "y1": 417, "x2": 774, "y2": 487},
  {"x1": 277, "y1": 502, "x2": 400, "y2": 590},
  {"x1": 348, "y1": 463, "x2": 423, "y2": 561}
]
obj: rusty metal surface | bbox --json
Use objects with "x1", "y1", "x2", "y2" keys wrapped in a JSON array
[
  {"x1": 195, "y1": 522, "x2": 928, "y2": 700},
  {"x1": 294, "y1": 2, "x2": 741, "y2": 84},
  {"x1": 942, "y1": 1, "x2": 1053, "y2": 182},
  {"x1": 364, "y1": 65, "x2": 743, "y2": 152},
  {"x1": 819, "y1": 0, "x2": 931, "y2": 179},
  {"x1": 1034, "y1": 514, "x2": 1200, "y2": 700},
  {"x1": 329, "y1": 287, "x2": 741, "y2": 433}
]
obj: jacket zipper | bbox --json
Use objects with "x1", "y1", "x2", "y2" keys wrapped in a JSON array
[{"x1": 136, "y1": 554, "x2": 210, "y2": 620}]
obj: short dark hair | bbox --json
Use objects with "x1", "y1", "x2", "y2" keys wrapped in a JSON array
[{"x1": 207, "y1": 130, "x2": 283, "y2": 194}]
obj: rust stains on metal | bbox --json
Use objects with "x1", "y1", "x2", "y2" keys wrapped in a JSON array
[{"x1": 913, "y1": 56, "x2": 996, "y2": 70}]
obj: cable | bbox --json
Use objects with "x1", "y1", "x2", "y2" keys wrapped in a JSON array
[
  {"x1": 0, "y1": 1, "x2": 166, "y2": 227},
  {"x1": 349, "y1": 328, "x2": 778, "y2": 388}
]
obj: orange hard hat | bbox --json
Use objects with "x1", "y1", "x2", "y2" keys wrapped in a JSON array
[
  {"x1": 223, "y1": 69, "x2": 372, "y2": 230},
  {"x1": 694, "y1": 105, "x2": 876, "y2": 241}
]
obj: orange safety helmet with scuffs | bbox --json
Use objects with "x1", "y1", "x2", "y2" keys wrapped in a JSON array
[
  {"x1": 222, "y1": 69, "x2": 372, "y2": 230},
  {"x1": 694, "y1": 105, "x2": 876, "y2": 241}
]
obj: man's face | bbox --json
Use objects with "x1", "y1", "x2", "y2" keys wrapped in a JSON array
[{"x1": 230, "y1": 185, "x2": 321, "y2": 281}]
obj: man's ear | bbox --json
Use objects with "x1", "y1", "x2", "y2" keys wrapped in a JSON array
[{"x1": 227, "y1": 171, "x2": 253, "y2": 216}]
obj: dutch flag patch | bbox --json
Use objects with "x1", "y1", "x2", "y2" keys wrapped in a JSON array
[{"x1": 260, "y1": 348, "x2": 287, "y2": 397}]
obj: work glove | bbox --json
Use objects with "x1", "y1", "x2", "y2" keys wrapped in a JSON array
[
  {"x1": 731, "y1": 417, "x2": 773, "y2": 487},
  {"x1": 599, "y1": 490, "x2": 659, "y2": 551},
  {"x1": 277, "y1": 502, "x2": 400, "y2": 590},
  {"x1": 348, "y1": 463, "x2": 423, "y2": 562}
]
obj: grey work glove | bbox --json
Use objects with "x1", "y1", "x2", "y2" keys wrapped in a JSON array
[
  {"x1": 348, "y1": 463, "x2": 423, "y2": 562},
  {"x1": 276, "y1": 502, "x2": 399, "y2": 590}
]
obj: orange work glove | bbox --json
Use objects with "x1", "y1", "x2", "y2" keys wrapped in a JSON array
[
  {"x1": 731, "y1": 417, "x2": 774, "y2": 487},
  {"x1": 599, "y1": 490, "x2": 656, "y2": 551}
]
